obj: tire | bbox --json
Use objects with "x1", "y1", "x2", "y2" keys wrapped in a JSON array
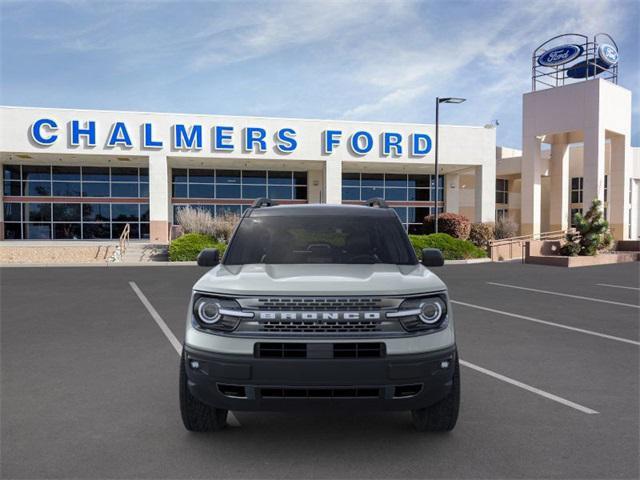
[
  {"x1": 411, "y1": 356, "x2": 460, "y2": 432},
  {"x1": 180, "y1": 350, "x2": 228, "y2": 432}
]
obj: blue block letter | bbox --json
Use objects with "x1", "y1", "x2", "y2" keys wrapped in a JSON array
[
  {"x1": 71, "y1": 120, "x2": 96, "y2": 146},
  {"x1": 107, "y1": 122, "x2": 133, "y2": 147},
  {"x1": 383, "y1": 132, "x2": 403, "y2": 156},
  {"x1": 244, "y1": 127, "x2": 267, "y2": 152},
  {"x1": 350, "y1": 131, "x2": 373, "y2": 155},
  {"x1": 143, "y1": 123, "x2": 163, "y2": 148},
  {"x1": 275, "y1": 128, "x2": 297, "y2": 153},
  {"x1": 323, "y1": 130, "x2": 342, "y2": 154},
  {"x1": 173, "y1": 124, "x2": 203, "y2": 149},
  {"x1": 214, "y1": 126, "x2": 234, "y2": 151},
  {"x1": 30, "y1": 118, "x2": 58, "y2": 145},
  {"x1": 411, "y1": 133, "x2": 432, "y2": 156}
]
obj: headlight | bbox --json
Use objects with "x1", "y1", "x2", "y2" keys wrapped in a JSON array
[
  {"x1": 386, "y1": 294, "x2": 448, "y2": 332},
  {"x1": 192, "y1": 294, "x2": 253, "y2": 331}
]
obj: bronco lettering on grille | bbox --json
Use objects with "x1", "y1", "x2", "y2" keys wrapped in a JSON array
[{"x1": 258, "y1": 312, "x2": 381, "y2": 321}]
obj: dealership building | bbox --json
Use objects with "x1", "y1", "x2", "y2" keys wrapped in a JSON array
[{"x1": 0, "y1": 34, "x2": 638, "y2": 244}]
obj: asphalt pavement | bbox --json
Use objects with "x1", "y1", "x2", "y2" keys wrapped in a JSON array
[{"x1": 1, "y1": 261, "x2": 638, "y2": 479}]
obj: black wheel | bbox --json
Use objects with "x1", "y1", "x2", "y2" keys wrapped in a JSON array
[
  {"x1": 180, "y1": 350, "x2": 228, "y2": 432},
  {"x1": 411, "y1": 356, "x2": 460, "y2": 432}
]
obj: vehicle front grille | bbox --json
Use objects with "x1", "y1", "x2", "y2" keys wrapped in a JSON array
[
  {"x1": 252, "y1": 297, "x2": 384, "y2": 311},
  {"x1": 260, "y1": 319, "x2": 381, "y2": 333},
  {"x1": 260, "y1": 387, "x2": 381, "y2": 398},
  {"x1": 255, "y1": 342, "x2": 385, "y2": 359}
]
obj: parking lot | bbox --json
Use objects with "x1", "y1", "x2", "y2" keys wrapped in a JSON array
[{"x1": 1, "y1": 261, "x2": 638, "y2": 479}]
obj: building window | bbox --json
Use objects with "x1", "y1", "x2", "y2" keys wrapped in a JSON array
[
  {"x1": 496, "y1": 179, "x2": 508, "y2": 204},
  {"x1": 571, "y1": 177, "x2": 583, "y2": 203},
  {"x1": 570, "y1": 208, "x2": 582, "y2": 228},
  {"x1": 171, "y1": 168, "x2": 307, "y2": 224},
  {"x1": 496, "y1": 208, "x2": 508, "y2": 221},
  {"x1": 2, "y1": 164, "x2": 149, "y2": 240}
]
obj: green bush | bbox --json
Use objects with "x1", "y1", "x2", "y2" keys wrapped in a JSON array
[
  {"x1": 169, "y1": 233, "x2": 226, "y2": 262},
  {"x1": 560, "y1": 199, "x2": 613, "y2": 256},
  {"x1": 423, "y1": 213, "x2": 471, "y2": 240},
  {"x1": 409, "y1": 233, "x2": 487, "y2": 260}
]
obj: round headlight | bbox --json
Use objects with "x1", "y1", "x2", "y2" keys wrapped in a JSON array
[
  {"x1": 197, "y1": 299, "x2": 221, "y2": 324},
  {"x1": 419, "y1": 299, "x2": 444, "y2": 324}
]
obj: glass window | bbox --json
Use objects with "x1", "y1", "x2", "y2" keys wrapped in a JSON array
[
  {"x1": 570, "y1": 177, "x2": 583, "y2": 204},
  {"x1": 496, "y1": 179, "x2": 509, "y2": 204},
  {"x1": 140, "y1": 204, "x2": 150, "y2": 221},
  {"x1": 22, "y1": 165, "x2": 50, "y2": 181},
  {"x1": 293, "y1": 171, "x2": 307, "y2": 185},
  {"x1": 217, "y1": 204, "x2": 242, "y2": 216},
  {"x1": 294, "y1": 187, "x2": 307, "y2": 200},
  {"x1": 52, "y1": 166, "x2": 80, "y2": 181},
  {"x1": 393, "y1": 207, "x2": 408, "y2": 223},
  {"x1": 3, "y1": 164, "x2": 21, "y2": 181},
  {"x1": 216, "y1": 170, "x2": 241, "y2": 184},
  {"x1": 268, "y1": 171, "x2": 291, "y2": 185},
  {"x1": 172, "y1": 183, "x2": 187, "y2": 198},
  {"x1": 140, "y1": 222, "x2": 150, "y2": 239},
  {"x1": 139, "y1": 168, "x2": 149, "y2": 182},
  {"x1": 83, "y1": 203, "x2": 110, "y2": 222},
  {"x1": 52, "y1": 182, "x2": 81, "y2": 197},
  {"x1": 82, "y1": 167, "x2": 109, "y2": 181},
  {"x1": 269, "y1": 185, "x2": 292, "y2": 199},
  {"x1": 216, "y1": 184, "x2": 241, "y2": 199},
  {"x1": 342, "y1": 187, "x2": 360, "y2": 201},
  {"x1": 112, "y1": 222, "x2": 139, "y2": 239},
  {"x1": 25, "y1": 181, "x2": 51, "y2": 196},
  {"x1": 54, "y1": 223, "x2": 81, "y2": 239},
  {"x1": 189, "y1": 169, "x2": 215, "y2": 183},
  {"x1": 83, "y1": 223, "x2": 111, "y2": 239},
  {"x1": 242, "y1": 185, "x2": 267, "y2": 199},
  {"x1": 188, "y1": 183, "x2": 215, "y2": 198},
  {"x1": 53, "y1": 203, "x2": 81, "y2": 221},
  {"x1": 385, "y1": 174, "x2": 407, "y2": 188},
  {"x1": 362, "y1": 186, "x2": 384, "y2": 199},
  {"x1": 4, "y1": 222, "x2": 22, "y2": 239},
  {"x1": 408, "y1": 174, "x2": 429, "y2": 188},
  {"x1": 172, "y1": 168, "x2": 188, "y2": 183},
  {"x1": 242, "y1": 170, "x2": 267, "y2": 184},
  {"x1": 4, "y1": 203, "x2": 22, "y2": 221},
  {"x1": 361, "y1": 173, "x2": 384, "y2": 187},
  {"x1": 140, "y1": 183, "x2": 149, "y2": 197},
  {"x1": 110, "y1": 167, "x2": 138, "y2": 182},
  {"x1": 385, "y1": 188, "x2": 407, "y2": 201},
  {"x1": 111, "y1": 183, "x2": 139, "y2": 198},
  {"x1": 24, "y1": 203, "x2": 51, "y2": 222},
  {"x1": 342, "y1": 173, "x2": 360, "y2": 187},
  {"x1": 112, "y1": 204, "x2": 139, "y2": 221},
  {"x1": 408, "y1": 188, "x2": 429, "y2": 201},
  {"x1": 3, "y1": 181, "x2": 21, "y2": 196},
  {"x1": 82, "y1": 182, "x2": 110, "y2": 197},
  {"x1": 24, "y1": 223, "x2": 51, "y2": 239}
]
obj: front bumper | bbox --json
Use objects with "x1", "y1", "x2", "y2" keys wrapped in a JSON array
[{"x1": 183, "y1": 344, "x2": 457, "y2": 411}]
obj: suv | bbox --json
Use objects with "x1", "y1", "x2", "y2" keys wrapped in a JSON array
[{"x1": 180, "y1": 199, "x2": 459, "y2": 432}]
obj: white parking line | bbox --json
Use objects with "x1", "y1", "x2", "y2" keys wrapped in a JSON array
[
  {"x1": 451, "y1": 300, "x2": 640, "y2": 346},
  {"x1": 129, "y1": 281, "x2": 241, "y2": 427},
  {"x1": 488, "y1": 282, "x2": 640, "y2": 309},
  {"x1": 459, "y1": 360, "x2": 599, "y2": 415},
  {"x1": 596, "y1": 283, "x2": 640, "y2": 291}
]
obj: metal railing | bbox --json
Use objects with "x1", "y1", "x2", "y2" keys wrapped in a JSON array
[
  {"x1": 489, "y1": 229, "x2": 574, "y2": 262},
  {"x1": 119, "y1": 223, "x2": 131, "y2": 258}
]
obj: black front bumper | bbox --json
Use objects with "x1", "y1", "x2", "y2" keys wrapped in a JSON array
[{"x1": 183, "y1": 344, "x2": 457, "y2": 411}]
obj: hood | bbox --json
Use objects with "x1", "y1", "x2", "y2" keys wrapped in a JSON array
[{"x1": 193, "y1": 263, "x2": 446, "y2": 296}]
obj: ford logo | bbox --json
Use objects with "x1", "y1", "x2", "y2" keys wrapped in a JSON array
[
  {"x1": 598, "y1": 44, "x2": 618, "y2": 66},
  {"x1": 538, "y1": 44, "x2": 583, "y2": 67}
]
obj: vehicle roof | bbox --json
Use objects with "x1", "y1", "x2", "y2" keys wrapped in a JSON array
[{"x1": 246, "y1": 204, "x2": 396, "y2": 217}]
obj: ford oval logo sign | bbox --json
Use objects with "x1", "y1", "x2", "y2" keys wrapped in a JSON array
[
  {"x1": 538, "y1": 44, "x2": 583, "y2": 67},
  {"x1": 598, "y1": 44, "x2": 618, "y2": 67}
]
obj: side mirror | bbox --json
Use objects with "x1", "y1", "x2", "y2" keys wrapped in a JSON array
[
  {"x1": 197, "y1": 248, "x2": 220, "y2": 267},
  {"x1": 421, "y1": 248, "x2": 444, "y2": 267}
]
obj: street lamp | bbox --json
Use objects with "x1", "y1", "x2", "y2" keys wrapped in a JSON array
[{"x1": 434, "y1": 97, "x2": 466, "y2": 233}]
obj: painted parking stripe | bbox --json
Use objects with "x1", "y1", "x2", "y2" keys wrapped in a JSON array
[
  {"x1": 596, "y1": 283, "x2": 640, "y2": 291},
  {"x1": 487, "y1": 282, "x2": 640, "y2": 309},
  {"x1": 452, "y1": 300, "x2": 640, "y2": 346},
  {"x1": 129, "y1": 281, "x2": 241, "y2": 428},
  {"x1": 459, "y1": 360, "x2": 599, "y2": 415}
]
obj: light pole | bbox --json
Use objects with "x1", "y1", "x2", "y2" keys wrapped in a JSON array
[{"x1": 434, "y1": 97, "x2": 466, "y2": 233}]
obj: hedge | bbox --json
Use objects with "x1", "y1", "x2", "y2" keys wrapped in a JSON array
[
  {"x1": 423, "y1": 213, "x2": 471, "y2": 240},
  {"x1": 169, "y1": 233, "x2": 227, "y2": 262},
  {"x1": 409, "y1": 233, "x2": 487, "y2": 260}
]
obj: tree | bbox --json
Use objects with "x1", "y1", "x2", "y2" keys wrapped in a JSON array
[{"x1": 560, "y1": 199, "x2": 613, "y2": 256}]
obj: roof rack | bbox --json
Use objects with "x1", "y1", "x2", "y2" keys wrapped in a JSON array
[
  {"x1": 365, "y1": 197, "x2": 388, "y2": 208},
  {"x1": 251, "y1": 197, "x2": 278, "y2": 208}
]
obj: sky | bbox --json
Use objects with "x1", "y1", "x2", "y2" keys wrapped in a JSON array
[{"x1": 1, "y1": 0, "x2": 638, "y2": 148}]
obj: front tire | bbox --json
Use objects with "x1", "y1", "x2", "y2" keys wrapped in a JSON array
[
  {"x1": 180, "y1": 350, "x2": 228, "y2": 432},
  {"x1": 411, "y1": 356, "x2": 460, "y2": 432}
]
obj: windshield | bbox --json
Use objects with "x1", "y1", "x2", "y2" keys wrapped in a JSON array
[{"x1": 224, "y1": 214, "x2": 417, "y2": 265}]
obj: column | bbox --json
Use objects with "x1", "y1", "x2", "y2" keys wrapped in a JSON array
[
  {"x1": 307, "y1": 169, "x2": 323, "y2": 203},
  {"x1": 582, "y1": 126, "x2": 606, "y2": 212},
  {"x1": 521, "y1": 135, "x2": 542, "y2": 236},
  {"x1": 549, "y1": 136, "x2": 570, "y2": 231},
  {"x1": 324, "y1": 159, "x2": 342, "y2": 204},
  {"x1": 445, "y1": 173, "x2": 459, "y2": 214},
  {"x1": 148, "y1": 153, "x2": 170, "y2": 244},
  {"x1": 474, "y1": 162, "x2": 496, "y2": 223},
  {"x1": 609, "y1": 134, "x2": 631, "y2": 240}
]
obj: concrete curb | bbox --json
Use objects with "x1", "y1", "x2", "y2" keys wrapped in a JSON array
[{"x1": 444, "y1": 258, "x2": 492, "y2": 265}]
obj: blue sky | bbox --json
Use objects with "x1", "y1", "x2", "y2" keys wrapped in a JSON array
[{"x1": 1, "y1": 0, "x2": 638, "y2": 148}]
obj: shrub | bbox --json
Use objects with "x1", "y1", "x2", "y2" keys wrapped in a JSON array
[
  {"x1": 560, "y1": 199, "x2": 613, "y2": 256},
  {"x1": 423, "y1": 213, "x2": 471, "y2": 240},
  {"x1": 176, "y1": 207, "x2": 239, "y2": 243},
  {"x1": 469, "y1": 222, "x2": 495, "y2": 249},
  {"x1": 169, "y1": 233, "x2": 226, "y2": 262},
  {"x1": 494, "y1": 217, "x2": 519, "y2": 239},
  {"x1": 409, "y1": 233, "x2": 487, "y2": 260}
]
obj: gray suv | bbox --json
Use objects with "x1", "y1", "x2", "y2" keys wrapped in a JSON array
[{"x1": 180, "y1": 198, "x2": 459, "y2": 432}]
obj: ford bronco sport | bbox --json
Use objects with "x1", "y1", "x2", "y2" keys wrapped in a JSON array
[{"x1": 180, "y1": 198, "x2": 459, "y2": 432}]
